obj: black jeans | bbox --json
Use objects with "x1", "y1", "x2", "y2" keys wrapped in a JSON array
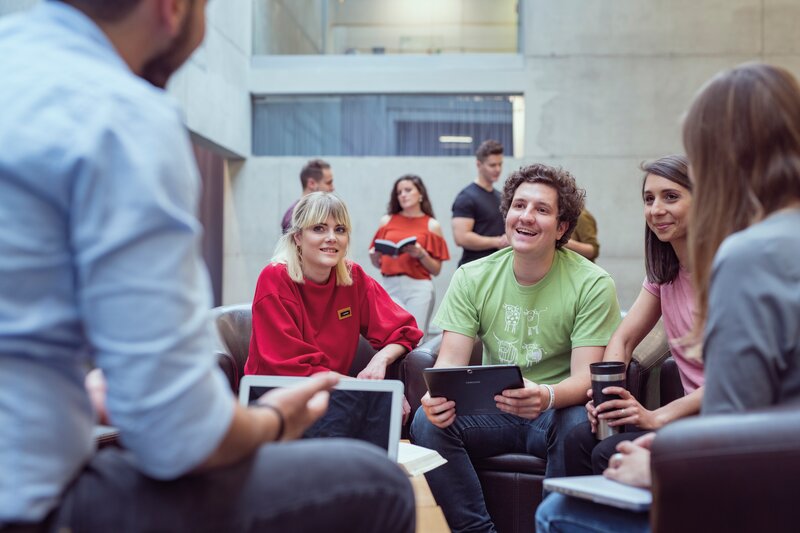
[
  {"x1": 39, "y1": 439, "x2": 413, "y2": 533},
  {"x1": 564, "y1": 420, "x2": 647, "y2": 475}
]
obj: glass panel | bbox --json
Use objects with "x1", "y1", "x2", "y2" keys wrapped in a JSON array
[
  {"x1": 253, "y1": 0, "x2": 519, "y2": 56},
  {"x1": 252, "y1": 94, "x2": 522, "y2": 156}
]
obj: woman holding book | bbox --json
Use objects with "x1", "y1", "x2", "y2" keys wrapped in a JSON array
[
  {"x1": 536, "y1": 62, "x2": 800, "y2": 533},
  {"x1": 369, "y1": 175, "x2": 450, "y2": 339},
  {"x1": 563, "y1": 154, "x2": 704, "y2": 476}
]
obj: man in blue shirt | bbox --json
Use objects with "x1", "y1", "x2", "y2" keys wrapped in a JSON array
[{"x1": 0, "y1": 1, "x2": 413, "y2": 531}]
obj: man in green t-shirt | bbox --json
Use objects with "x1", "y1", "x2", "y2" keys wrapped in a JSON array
[{"x1": 411, "y1": 163, "x2": 621, "y2": 533}]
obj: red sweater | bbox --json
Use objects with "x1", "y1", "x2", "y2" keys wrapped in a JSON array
[{"x1": 245, "y1": 262, "x2": 423, "y2": 376}]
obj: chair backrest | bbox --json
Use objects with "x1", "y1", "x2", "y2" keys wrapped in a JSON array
[
  {"x1": 627, "y1": 321, "x2": 679, "y2": 408},
  {"x1": 212, "y1": 303, "x2": 252, "y2": 393},
  {"x1": 212, "y1": 303, "x2": 385, "y2": 391},
  {"x1": 468, "y1": 338, "x2": 484, "y2": 365},
  {"x1": 631, "y1": 320, "x2": 670, "y2": 371}
]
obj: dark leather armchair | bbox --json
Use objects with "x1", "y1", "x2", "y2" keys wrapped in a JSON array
[
  {"x1": 650, "y1": 402, "x2": 800, "y2": 533},
  {"x1": 404, "y1": 322, "x2": 682, "y2": 533}
]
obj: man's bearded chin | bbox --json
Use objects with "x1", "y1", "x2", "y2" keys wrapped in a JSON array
[
  {"x1": 141, "y1": 52, "x2": 183, "y2": 89},
  {"x1": 141, "y1": 16, "x2": 197, "y2": 88}
]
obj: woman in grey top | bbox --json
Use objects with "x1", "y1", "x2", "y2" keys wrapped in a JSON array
[{"x1": 685, "y1": 62, "x2": 800, "y2": 412}]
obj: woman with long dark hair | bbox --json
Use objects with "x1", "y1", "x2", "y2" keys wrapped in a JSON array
[
  {"x1": 369, "y1": 175, "x2": 450, "y2": 339},
  {"x1": 563, "y1": 155, "x2": 704, "y2": 477}
]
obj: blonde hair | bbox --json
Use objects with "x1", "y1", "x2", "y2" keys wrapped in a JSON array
[
  {"x1": 272, "y1": 192, "x2": 353, "y2": 285},
  {"x1": 684, "y1": 62, "x2": 800, "y2": 346}
]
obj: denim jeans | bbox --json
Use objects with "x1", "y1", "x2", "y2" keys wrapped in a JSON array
[
  {"x1": 410, "y1": 405, "x2": 586, "y2": 533},
  {"x1": 536, "y1": 494, "x2": 650, "y2": 533}
]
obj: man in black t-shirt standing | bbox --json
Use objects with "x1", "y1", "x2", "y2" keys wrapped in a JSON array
[{"x1": 451, "y1": 139, "x2": 510, "y2": 266}]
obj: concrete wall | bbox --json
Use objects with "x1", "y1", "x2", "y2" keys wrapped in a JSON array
[
  {"x1": 253, "y1": 0, "x2": 324, "y2": 55},
  {"x1": 233, "y1": 0, "x2": 800, "y2": 312},
  {"x1": 169, "y1": 0, "x2": 252, "y2": 158}
]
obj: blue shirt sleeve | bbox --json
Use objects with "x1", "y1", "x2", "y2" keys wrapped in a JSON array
[{"x1": 70, "y1": 97, "x2": 234, "y2": 479}]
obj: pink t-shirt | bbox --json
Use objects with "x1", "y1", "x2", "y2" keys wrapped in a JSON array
[{"x1": 643, "y1": 268, "x2": 704, "y2": 394}]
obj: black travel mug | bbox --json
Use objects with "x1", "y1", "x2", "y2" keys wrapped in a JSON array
[{"x1": 590, "y1": 361, "x2": 626, "y2": 440}]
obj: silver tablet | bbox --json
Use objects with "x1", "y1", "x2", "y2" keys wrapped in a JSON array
[{"x1": 239, "y1": 375, "x2": 404, "y2": 461}]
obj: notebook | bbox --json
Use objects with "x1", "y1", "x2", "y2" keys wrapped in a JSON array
[
  {"x1": 544, "y1": 475, "x2": 652, "y2": 511},
  {"x1": 238, "y1": 375, "x2": 404, "y2": 461}
]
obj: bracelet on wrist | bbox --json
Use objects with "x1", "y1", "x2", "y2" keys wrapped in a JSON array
[
  {"x1": 542, "y1": 384, "x2": 555, "y2": 411},
  {"x1": 257, "y1": 403, "x2": 285, "y2": 441}
]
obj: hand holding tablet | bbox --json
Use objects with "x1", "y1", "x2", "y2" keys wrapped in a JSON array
[{"x1": 423, "y1": 365, "x2": 525, "y2": 417}]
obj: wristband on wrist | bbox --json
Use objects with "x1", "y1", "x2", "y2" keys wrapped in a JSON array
[
  {"x1": 542, "y1": 384, "x2": 555, "y2": 411},
  {"x1": 257, "y1": 403, "x2": 285, "y2": 441}
]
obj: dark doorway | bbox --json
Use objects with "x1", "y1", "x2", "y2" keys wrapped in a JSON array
[{"x1": 193, "y1": 143, "x2": 224, "y2": 307}]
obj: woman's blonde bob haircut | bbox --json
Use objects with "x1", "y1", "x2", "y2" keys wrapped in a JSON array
[{"x1": 272, "y1": 192, "x2": 353, "y2": 285}]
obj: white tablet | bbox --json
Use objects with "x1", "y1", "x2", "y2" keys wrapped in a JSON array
[
  {"x1": 239, "y1": 375, "x2": 404, "y2": 461},
  {"x1": 544, "y1": 475, "x2": 652, "y2": 511}
]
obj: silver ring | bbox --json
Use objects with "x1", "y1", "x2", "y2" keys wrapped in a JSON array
[{"x1": 611, "y1": 452, "x2": 624, "y2": 465}]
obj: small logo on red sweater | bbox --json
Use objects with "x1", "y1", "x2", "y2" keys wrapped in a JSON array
[{"x1": 337, "y1": 307, "x2": 352, "y2": 320}]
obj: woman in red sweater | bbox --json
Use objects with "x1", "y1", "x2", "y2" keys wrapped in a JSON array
[
  {"x1": 246, "y1": 192, "x2": 422, "y2": 379},
  {"x1": 369, "y1": 175, "x2": 450, "y2": 339},
  {"x1": 246, "y1": 192, "x2": 422, "y2": 446}
]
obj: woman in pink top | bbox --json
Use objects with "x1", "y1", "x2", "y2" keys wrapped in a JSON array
[{"x1": 564, "y1": 154, "x2": 704, "y2": 475}]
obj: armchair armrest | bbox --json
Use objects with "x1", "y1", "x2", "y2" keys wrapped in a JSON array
[
  {"x1": 398, "y1": 334, "x2": 443, "y2": 417},
  {"x1": 650, "y1": 403, "x2": 800, "y2": 533},
  {"x1": 626, "y1": 321, "x2": 672, "y2": 407}
]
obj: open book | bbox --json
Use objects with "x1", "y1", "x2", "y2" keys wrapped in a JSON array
[
  {"x1": 398, "y1": 441, "x2": 447, "y2": 477},
  {"x1": 374, "y1": 236, "x2": 416, "y2": 257}
]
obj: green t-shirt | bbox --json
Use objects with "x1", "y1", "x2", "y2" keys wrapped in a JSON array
[{"x1": 433, "y1": 247, "x2": 621, "y2": 384}]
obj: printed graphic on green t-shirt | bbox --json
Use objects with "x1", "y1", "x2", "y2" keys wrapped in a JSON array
[{"x1": 434, "y1": 248, "x2": 621, "y2": 384}]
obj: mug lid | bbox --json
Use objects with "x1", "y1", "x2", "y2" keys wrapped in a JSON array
[{"x1": 590, "y1": 361, "x2": 626, "y2": 375}]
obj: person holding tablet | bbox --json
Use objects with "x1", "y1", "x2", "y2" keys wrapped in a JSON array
[
  {"x1": 246, "y1": 192, "x2": 423, "y2": 440},
  {"x1": 564, "y1": 155, "x2": 704, "y2": 476},
  {"x1": 0, "y1": 3, "x2": 414, "y2": 531},
  {"x1": 536, "y1": 62, "x2": 800, "y2": 533},
  {"x1": 410, "y1": 164, "x2": 621, "y2": 533}
]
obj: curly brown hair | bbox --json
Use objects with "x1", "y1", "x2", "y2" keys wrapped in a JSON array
[{"x1": 500, "y1": 163, "x2": 585, "y2": 248}]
